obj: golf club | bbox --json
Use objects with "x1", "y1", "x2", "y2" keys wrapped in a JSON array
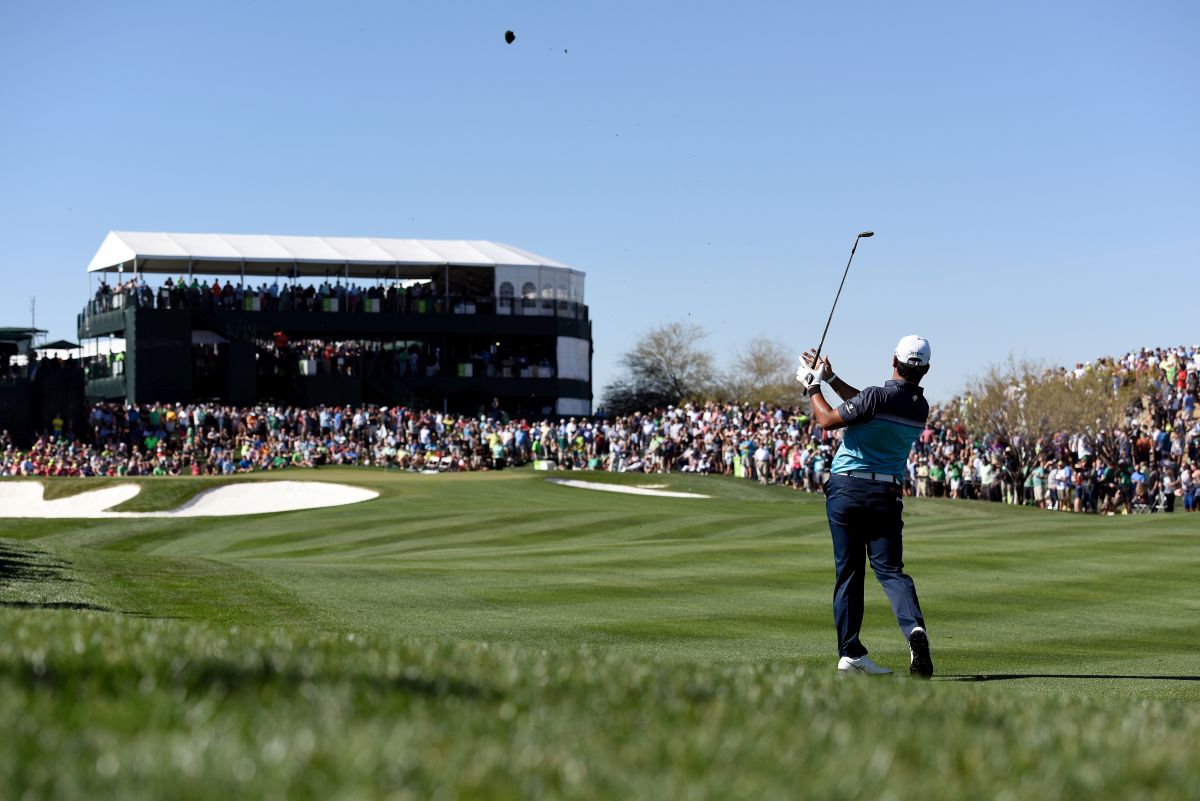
[{"x1": 812, "y1": 231, "x2": 873, "y2": 363}]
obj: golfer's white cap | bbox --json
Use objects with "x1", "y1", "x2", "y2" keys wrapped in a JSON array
[{"x1": 895, "y1": 334, "x2": 931, "y2": 366}]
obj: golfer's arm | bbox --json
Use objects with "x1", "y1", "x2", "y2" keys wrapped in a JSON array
[
  {"x1": 808, "y1": 391, "x2": 847, "y2": 431},
  {"x1": 827, "y1": 375, "x2": 858, "y2": 401}
]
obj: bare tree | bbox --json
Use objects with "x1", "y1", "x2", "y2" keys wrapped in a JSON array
[
  {"x1": 958, "y1": 358, "x2": 1154, "y2": 489},
  {"x1": 957, "y1": 358, "x2": 1070, "y2": 490},
  {"x1": 725, "y1": 336, "x2": 807, "y2": 407},
  {"x1": 601, "y1": 322, "x2": 718, "y2": 414},
  {"x1": 1064, "y1": 364, "x2": 1153, "y2": 467}
]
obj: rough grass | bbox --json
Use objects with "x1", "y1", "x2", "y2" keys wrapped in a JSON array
[
  {"x1": 2, "y1": 610, "x2": 1198, "y2": 801},
  {"x1": 2, "y1": 467, "x2": 1200, "y2": 799}
]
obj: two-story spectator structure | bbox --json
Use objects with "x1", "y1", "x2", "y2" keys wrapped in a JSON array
[{"x1": 78, "y1": 232, "x2": 592, "y2": 416}]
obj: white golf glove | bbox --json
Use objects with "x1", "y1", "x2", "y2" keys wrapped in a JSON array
[
  {"x1": 796, "y1": 368, "x2": 822, "y2": 399},
  {"x1": 796, "y1": 353, "x2": 832, "y2": 393}
]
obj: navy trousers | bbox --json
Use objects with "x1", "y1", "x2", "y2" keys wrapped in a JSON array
[{"x1": 824, "y1": 473, "x2": 926, "y2": 658}]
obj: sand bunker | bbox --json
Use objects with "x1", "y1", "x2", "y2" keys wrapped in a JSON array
[
  {"x1": 547, "y1": 479, "x2": 709, "y2": 499},
  {"x1": 0, "y1": 481, "x2": 378, "y2": 518}
]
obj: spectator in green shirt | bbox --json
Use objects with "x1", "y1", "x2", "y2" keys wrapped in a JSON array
[
  {"x1": 929, "y1": 460, "x2": 946, "y2": 497},
  {"x1": 946, "y1": 461, "x2": 963, "y2": 499}
]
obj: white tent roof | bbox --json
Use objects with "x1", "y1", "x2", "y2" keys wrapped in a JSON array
[{"x1": 86, "y1": 231, "x2": 582, "y2": 279}]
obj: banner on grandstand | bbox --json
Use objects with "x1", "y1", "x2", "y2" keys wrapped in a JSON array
[
  {"x1": 556, "y1": 337, "x2": 590, "y2": 382},
  {"x1": 556, "y1": 397, "x2": 591, "y2": 416}
]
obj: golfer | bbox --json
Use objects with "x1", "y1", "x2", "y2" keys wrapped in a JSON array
[{"x1": 797, "y1": 335, "x2": 934, "y2": 678}]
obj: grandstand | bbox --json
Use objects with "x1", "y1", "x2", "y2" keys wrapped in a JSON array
[
  {"x1": 78, "y1": 231, "x2": 592, "y2": 416},
  {"x1": 0, "y1": 326, "x2": 84, "y2": 443}
]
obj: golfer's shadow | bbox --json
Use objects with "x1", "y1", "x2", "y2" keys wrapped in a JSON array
[
  {"x1": 0, "y1": 541, "x2": 112, "y2": 613},
  {"x1": 943, "y1": 673, "x2": 1200, "y2": 682},
  {"x1": 0, "y1": 542, "x2": 69, "y2": 584}
]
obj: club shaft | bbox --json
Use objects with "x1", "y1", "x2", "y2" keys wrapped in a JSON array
[{"x1": 813, "y1": 236, "x2": 865, "y2": 362}]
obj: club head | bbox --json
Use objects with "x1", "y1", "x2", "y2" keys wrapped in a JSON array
[{"x1": 857, "y1": 231, "x2": 874, "y2": 238}]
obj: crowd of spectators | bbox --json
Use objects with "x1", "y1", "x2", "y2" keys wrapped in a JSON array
[
  {"x1": 254, "y1": 336, "x2": 555, "y2": 381},
  {"x1": 1, "y1": 350, "x2": 80, "y2": 381},
  {"x1": 85, "y1": 276, "x2": 584, "y2": 318},
  {"x1": 0, "y1": 399, "x2": 835, "y2": 483},
  {"x1": 89, "y1": 276, "x2": 452, "y2": 315},
  {"x1": 4, "y1": 345, "x2": 1198, "y2": 515},
  {"x1": 907, "y1": 346, "x2": 1200, "y2": 514},
  {"x1": 2, "y1": 404, "x2": 523, "y2": 477}
]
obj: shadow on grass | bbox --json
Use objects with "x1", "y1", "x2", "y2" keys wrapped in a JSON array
[
  {"x1": 0, "y1": 542, "x2": 71, "y2": 583},
  {"x1": 1, "y1": 541, "x2": 115, "y2": 612},
  {"x1": 943, "y1": 674, "x2": 1200, "y2": 682},
  {"x1": 0, "y1": 600, "x2": 111, "y2": 611}
]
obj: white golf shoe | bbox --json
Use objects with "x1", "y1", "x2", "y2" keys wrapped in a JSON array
[{"x1": 837, "y1": 655, "x2": 893, "y2": 675}]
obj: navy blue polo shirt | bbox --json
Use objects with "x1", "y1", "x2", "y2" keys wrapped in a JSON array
[{"x1": 830, "y1": 380, "x2": 929, "y2": 478}]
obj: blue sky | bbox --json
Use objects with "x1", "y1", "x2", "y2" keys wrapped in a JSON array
[{"x1": 1, "y1": 0, "x2": 1195, "y2": 401}]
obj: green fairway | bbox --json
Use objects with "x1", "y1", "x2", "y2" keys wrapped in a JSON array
[{"x1": 2, "y1": 469, "x2": 1199, "y2": 799}]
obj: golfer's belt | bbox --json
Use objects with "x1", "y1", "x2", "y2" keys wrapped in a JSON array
[{"x1": 845, "y1": 470, "x2": 903, "y2": 486}]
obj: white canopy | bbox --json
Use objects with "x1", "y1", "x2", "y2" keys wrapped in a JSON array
[{"x1": 86, "y1": 231, "x2": 584, "y2": 282}]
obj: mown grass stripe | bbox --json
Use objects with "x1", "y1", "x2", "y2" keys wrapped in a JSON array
[{"x1": 0, "y1": 465, "x2": 1195, "y2": 801}]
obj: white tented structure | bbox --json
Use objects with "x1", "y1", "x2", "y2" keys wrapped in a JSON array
[
  {"x1": 81, "y1": 231, "x2": 592, "y2": 416},
  {"x1": 88, "y1": 231, "x2": 586, "y2": 304}
]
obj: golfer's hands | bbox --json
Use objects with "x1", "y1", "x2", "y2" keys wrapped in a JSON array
[
  {"x1": 801, "y1": 349, "x2": 833, "y2": 381},
  {"x1": 796, "y1": 351, "x2": 829, "y2": 396}
]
